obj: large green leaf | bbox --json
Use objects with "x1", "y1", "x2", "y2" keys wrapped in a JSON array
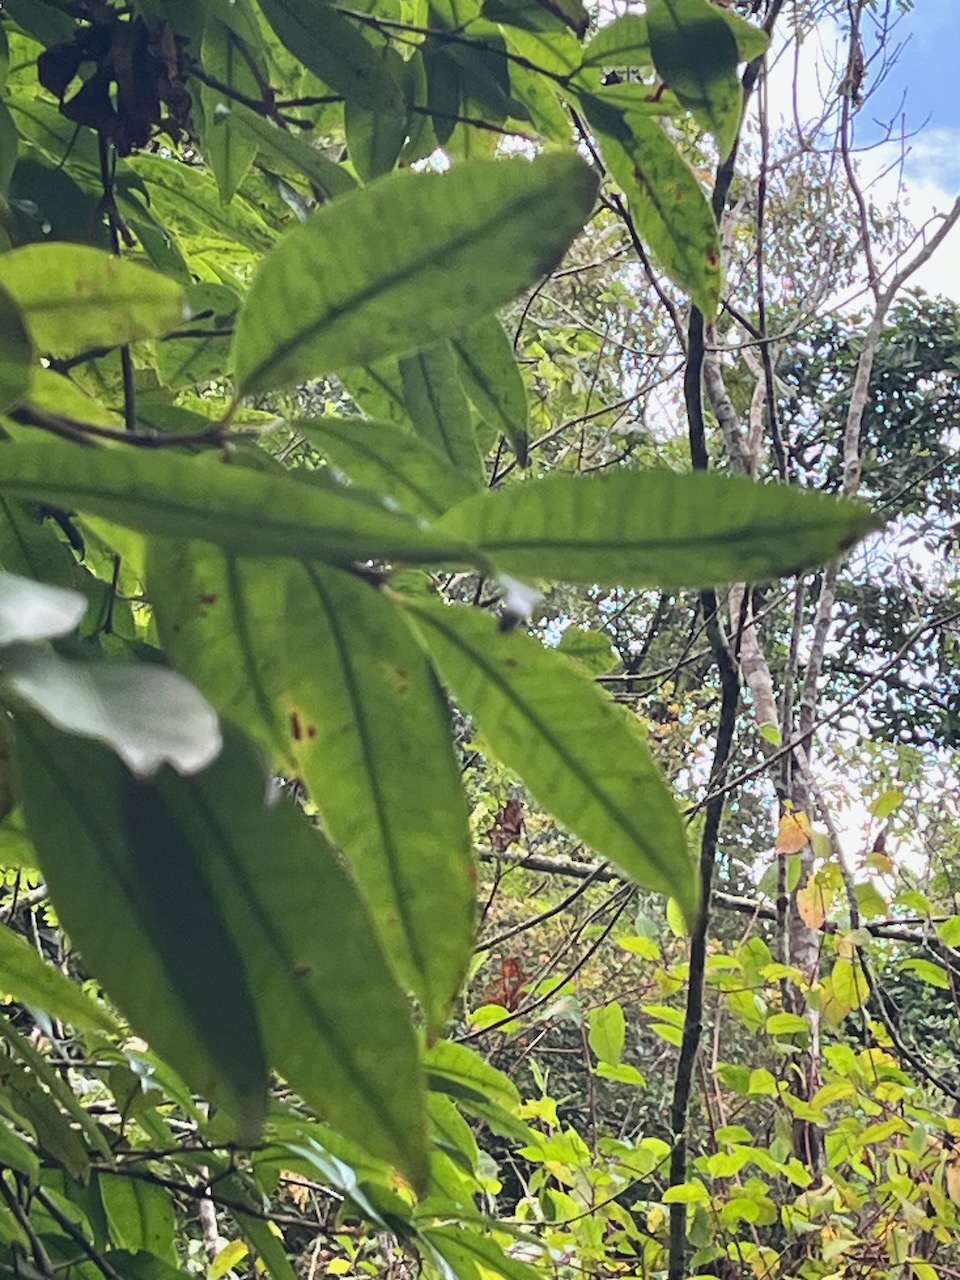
[
  {"x1": 148, "y1": 547, "x2": 475, "y2": 1031},
  {"x1": 450, "y1": 315, "x2": 529, "y2": 465},
  {"x1": 582, "y1": 94, "x2": 721, "y2": 317},
  {"x1": 0, "y1": 244, "x2": 187, "y2": 358},
  {"x1": 0, "y1": 919, "x2": 117, "y2": 1032},
  {"x1": 128, "y1": 155, "x2": 275, "y2": 254},
  {"x1": 647, "y1": 0, "x2": 742, "y2": 158},
  {"x1": 297, "y1": 417, "x2": 479, "y2": 519},
  {"x1": 400, "y1": 342, "x2": 484, "y2": 483},
  {"x1": 258, "y1": 0, "x2": 403, "y2": 110},
  {"x1": 0, "y1": 282, "x2": 33, "y2": 412},
  {"x1": 231, "y1": 153, "x2": 598, "y2": 395},
  {"x1": 436, "y1": 469, "x2": 878, "y2": 587},
  {"x1": 14, "y1": 716, "x2": 268, "y2": 1141},
  {"x1": 16, "y1": 717, "x2": 429, "y2": 1184},
  {"x1": 403, "y1": 602, "x2": 697, "y2": 924},
  {"x1": 0, "y1": 443, "x2": 473, "y2": 566}
]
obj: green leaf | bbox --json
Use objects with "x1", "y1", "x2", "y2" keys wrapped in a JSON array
[
  {"x1": 101, "y1": 1178, "x2": 176, "y2": 1262},
  {"x1": 297, "y1": 417, "x2": 479, "y2": 519},
  {"x1": 149, "y1": 549, "x2": 475, "y2": 1032},
  {"x1": 0, "y1": 443, "x2": 473, "y2": 565},
  {"x1": 0, "y1": 572, "x2": 86, "y2": 645},
  {"x1": 15, "y1": 715, "x2": 269, "y2": 1142},
  {"x1": 869, "y1": 788, "x2": 905, "y2": 819},
  {"x1": 340, "y1": 359, "x2": 412, "y2": 428},
  {"x1": 715, "y1": 7, "x2": 770, "y2": 61},
  {"x1": 0, "y1": 919, "x2": 116, "y2": 1032},
  {"x1": 765, "y1": 1012, "x2": 810, "y2": 1036},
  {"x1": 0, "y1": 245, "x2": 187, "y2": 357},
  {"x1": 898, "y1": 958, "x2": 950, "y2": 989},
  {"x1": 580, "y1": 15, "x2": 651, "y2": 70},
  {"x1": 588, "y1": 1001, "x2": 625, "y2": 1065},
  {"x1": 257, "y1": 0, "x2": 404, "y2": 110},
  {"x1": 424, "y1": 1039, "x2": 531, "y2": 1142},
  {"x1": 0, "y1": 1057, "x2": 90, "y2": 1181},
  {"x1": 581, "y1": 95, "x2": 721, "y2": 317},
  {"x1": 129, "y1": 155, "x2": 275, "y2": 255},
  {"x1": 1, "y1": 646, "x2": 223, "y2": 778},
  {"x1": 200, "y1": 17, "x2": 260, "y2": 202},
  {"x1": 424, "y1": 1226, "x2": 542, "y2": 1280},
  {"x1": 450, "y1": 315, "x2": 529, "y2": 465},
  {"x1": 0, "y1": 1118, "x2": 39, "y2": 1182},
  {"x1": 436, "y1": 470, "x2": 879, "y2": 588},
  {"x1": 647, "y1": 0, "x2": 742, "y2": 158},
  {"x1": 0, "y1": 282, "x2": 33, "y2": 412},
  {"x1": 400, "y1": 342, "x2": 484, "y2": 483},
  {"x1": 225, "y1": 104, "x2": 358, "y2": 199},
  {"x1": 156, "y1": 282, "x2": 238, "y2": 390},
  {"x1": 231, "y1": 153, "x2": 598, "y2": 395},
  {"x1": 403, "y1": 601, "x2": 697, "y2": 923},
  {"x1": 556, "y1": 626, "x2": 618, "y2": 675},
  {"x1": 345, "y1": 45, "x2": 409, "y2": 180}
]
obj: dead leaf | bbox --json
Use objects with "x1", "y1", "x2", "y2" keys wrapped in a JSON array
[
  {"x1": 488, "y1": 796, "x2": 525, "y2": 852},
  {"x1": 775, "y1": 809, "x2": 813, "y2": 855}
]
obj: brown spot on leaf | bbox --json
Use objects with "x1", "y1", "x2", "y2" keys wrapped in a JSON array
[
  {"x1": 306, "y1": 725, "x2": 317, "y2": 740},
  {"x1": 290, "y1": 711, "x2": 303, "y2": 742},
  {"x1": 293, "y1": 963, "x2": 312, "y2": 980},
  {"x1": 503, "y1": 656, "x2": 518, "y2": 668},
  {"x1": 200, "y1": 592, "x2": 218, "y2": 606}
]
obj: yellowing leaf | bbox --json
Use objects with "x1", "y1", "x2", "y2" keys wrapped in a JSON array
[
  {"x1": 210, "y1": 1240, "x2": 249, "y2": 1280},
  {"x1": 796, "y1": 875, "x2": 830, "y2": 931},
  {"x1": 775, "y1": 810, "x2": 812, "y2": 854}
]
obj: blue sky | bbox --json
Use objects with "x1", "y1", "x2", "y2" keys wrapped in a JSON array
[{"x1": 861, "y1": 0, "x2": 960, "y2": 187}]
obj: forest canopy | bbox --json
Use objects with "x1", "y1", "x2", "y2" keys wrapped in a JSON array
[{"x1": 0, "y1": 1, "x2": 957, "y2": 1278}]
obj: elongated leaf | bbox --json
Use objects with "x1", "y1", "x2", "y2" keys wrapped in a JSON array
[
  {"x1": 1, "y1": 645, "x2": 223, "y2": 778},
  {"x1": 101, "y1": 1178, "x2": 176, "y2": 1261},
  {"x1": 129, "y1": 155, "x2": 275, "y2": 254},
  {"x1": 451, "y1": 315, "x2": 529, "y2": 465},
  {"x1": 200, "y1": 17, "x2": 259, "y2": 203},
  {"x1": 15, "y1": 716, "x2": 268, "y2": 1141},
  {"x1": 148, "y1": 548, "x2": 475, "y2": 1031},
  {"x1": 424, "y1": 1226, "x2": 542, "y2": 1280},
  {"x1": 0, "y1": 443, "x2": 473, "y2": 566},
  {"x1": 226, "y1": 104, "x2": 357, "y2": 199},
  {"x1": 718, "y1": 7, "x2": 770, "y2": 62},
  {"x1": 0, "y1": 919, "x2": 116, "y2": 1032},
  {"x1": 151, "y1": 724, "x2": 429, "y2": 1187},
  {"x1": 582, "y1": 94, "x2": 721, "y2": 317},
  {"x1": 400, "y1": 342, "x2": 483, "y2": 483},
  {"x1": 0, "y1": 245, "x2": 187, "y2": 358},
  {"x1": 0, "y1": 573, "x2": 86, "y2": 645},
  {"x1": 345, "y1": 45, "x2": 409, "y2": 181},
  {"x1": 232, "y1": 153, "x2": 598, "y2": 395},
  {"x1": 437, "y1": 469, "x2": 878, "y2": 587},
  {"x1": 403, "y1": 602, "x2": 697, "y2": 924},
  {"x1": 0, "y1": 1056, "x2": 90, "y2": 1181},
  {"x1": 258, "y1": 0, "x2": 403, "y2": 110},
  {"x1": 297, "y1": 417, "x2": 478, "y2": 518},
  {"x1": 0, "y1": 282, "x2": 33, "y2": 412},
  {"x1": 0, "y1": 1118, "x2": 39, "y2": 1182},
  {"x1": 647, "y1": 0, "x2": 742, "y2": 158}
]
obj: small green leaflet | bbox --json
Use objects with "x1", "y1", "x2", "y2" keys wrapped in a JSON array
[
  {"x1": 436, "y1": 469, "x2": 880, "y2": 587},
  {"x1": 403, "y1": 601, "x2": 698, "y2": 925},
  {"x1": 647, "y1": 0, "x2": 742, "y2": 159},
  {"x1": 588, "y1": 1001, "x2": 626, "y2": 1065},
  {"x1": 231, "y1": 153, "x2": 598, "y2": 395}
]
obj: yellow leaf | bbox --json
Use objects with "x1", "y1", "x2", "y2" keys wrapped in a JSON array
[
  {"x1": 209, "y1": 1241, "x2": 249, "y2": 1280},
  {"x1": 946, "y1": 1152, "x2": 960, "y2": 1206},
  {"x1": 775, "y1": 810, "x2": 812, "y2": 854},
  {"x1": 796, "y1": 875, "x2": 830, "y2": 930}
]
